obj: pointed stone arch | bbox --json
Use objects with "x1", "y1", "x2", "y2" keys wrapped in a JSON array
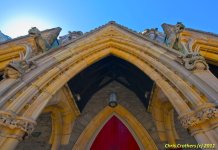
[
  {"x1": 73, "y1": 105, "x2": 158, "y2": 150},
  {"x1": 0, "y1": 22, "x2": 217, "y2": 149}
]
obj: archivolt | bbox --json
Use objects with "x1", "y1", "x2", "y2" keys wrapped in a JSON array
[
  {"x1": 1, "y1": 34, "x2": 212, "y2": 124},
  {"x1": 22, "y1": 48, "x2": 190, "y2": 118}
]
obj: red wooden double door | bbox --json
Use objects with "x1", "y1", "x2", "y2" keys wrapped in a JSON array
[{"x1": 91, "y1": 116, "x2": 140, "y2": 150}]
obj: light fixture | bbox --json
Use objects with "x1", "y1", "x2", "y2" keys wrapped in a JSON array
[
  {"x1": 75, "y1": 94, "x2": 81, "y2": 101},
  {"x1": 108, "y1": 92, "x2": 118, "y2": 108},
  {"x1": 145, "y1": 91, "x2": 149, "y2": 99}
]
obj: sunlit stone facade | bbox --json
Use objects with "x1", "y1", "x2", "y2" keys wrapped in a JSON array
[{"x1": 0, "y1": 21, "x2": 217, "y2": 150}]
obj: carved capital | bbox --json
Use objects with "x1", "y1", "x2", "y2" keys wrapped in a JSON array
[
  {"x1": 179, "y1": 106, "x2": 218, "y2": 128},
  {"x1": 0, "y1": 111, "x2": 36, "y2": 135},
  {"x1": 196, "y1": 107, "x2": 218, "y2": 120}
]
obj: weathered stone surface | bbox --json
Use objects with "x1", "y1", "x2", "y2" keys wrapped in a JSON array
[
  {"x1": 174, "y1": 113, "x2": 197, "y2": 144},
  {"x1": 0, "y1": 21, "x2": 217, "y2": 150},
  {"x1": 17, "y1": 113, "x2": 51, "y2": 150}
]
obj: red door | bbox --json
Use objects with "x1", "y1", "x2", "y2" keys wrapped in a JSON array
[{"x1": 91, "y1": 116, "x2": 140, "y2": 150}]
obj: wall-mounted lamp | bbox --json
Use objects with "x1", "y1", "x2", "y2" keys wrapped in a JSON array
[
  {"x1": 108, "y1": 92, "x2": 118, "y2": 108},
  {"x1": 75, "y1": 94, "x2": 81, "y2": 101},
  {"x1": 145, "y1": 91, "x2": 149, "y2": 99}
]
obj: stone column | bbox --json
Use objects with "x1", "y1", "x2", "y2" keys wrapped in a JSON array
[
  {"x1": 189, "y1": 125, "x2": 212, "y2": 144},
  {"x1": 179, "y1": 105, "x2": 218, "y2": 148},
  {"x1": 0, "y1": 111, "x2": 36, "y2": 150},
  {"x1": 0, "y1": 128, "x2": 25, "y2": 150}
]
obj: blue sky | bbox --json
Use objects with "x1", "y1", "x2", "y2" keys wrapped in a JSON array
[{"x1": 1, "y1": 0, "x2": 218, "y2": 38}]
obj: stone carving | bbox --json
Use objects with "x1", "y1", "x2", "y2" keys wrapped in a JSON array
[
  {"x1": 178, "y1": 52, "x2": 209, "y2": 71},
  {"x1": 68, "y1": 31, "x2": 83, "y2": 40},
  {"x1": 162, "y1": 22, "x2": 191, "y2": 54},
  {"x1": 180, "y1": 114, "x2": 198, "y2": 129},
  {"x1": 187, "y1": 38, "x2": 197, "y2": 51},
  {"x1": 28, "y1": 27, "x2": 50, "y2": 52},
  {"x1": 4, "y1": 45, "x2": 36, "y2": 79},
  {"x1": 4, "y1": 67, "x2": 21, "y2": 79},
  {"x1": 59, "y1": 31, "x2": 83, "y2": 44},
  {"x1": 3, "y1": 26, "x2": 61, "y2": 79},
  {"x1": 142, "y1": 28, "x2": 165, "y2": 44},
  {"x1": 142, "y1": 28, "x2": 158, "y2": 40},
  {"x1": 0, "y1": 111, "x2": 36, "y2": 136},
  {"x1": 179, "y1": 106, "x2": 218, "y2": 128},
  {"x1": 196, "y1": 107, "x2": 218, "y2": 120}
]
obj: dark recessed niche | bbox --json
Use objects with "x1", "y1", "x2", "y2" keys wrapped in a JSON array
[{"x1": 67, "y1": 55, "x2": 154, "y2": 111}]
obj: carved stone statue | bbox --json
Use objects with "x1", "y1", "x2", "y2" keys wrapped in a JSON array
[
  {"x1": 162, "y1": 22, "x2": 190, "y2": 54},
  {"x1": 4, "y1": 45, "x2": 35, "y2": 79},
  {"x1": 3, "y1": 27, "x2": 61, "y2": 79},
  {"x1": 142, "y1": 28, "x2": 158, "y2": 40},
  {"x1": 59, "y1": 31, "x2": 83, "y2": 44},
  {"x1": 141, "y1": 28, "x2": 165, "y2": 44},
  {"x1": 28, "y1": 27, "x2": 50, "y2": 52}
]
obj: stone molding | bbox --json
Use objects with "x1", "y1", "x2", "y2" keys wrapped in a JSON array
[
  {"x1": 0, "y1": 111, "x2": 36, "y2": 135},
  {"x1": 179, "y1": 105, "x2": 218, "y2": 128},
  {"x1": 0, "y1": 133, "x2": 23, "y2": 141}
]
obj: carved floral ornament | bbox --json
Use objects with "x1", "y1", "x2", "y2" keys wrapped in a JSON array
[
  {"x1": 3, "y1": 44, "x2": 36, "y2": 79},
  {"x1": 177, "y1": 53, "x2": 209, "y2": 71},
  {"x1": 179, "y1": 106, "x2": 218, "y2": 129},
  {"x1": 0, "y1": 111, "x2": 36, "y2": 135}
]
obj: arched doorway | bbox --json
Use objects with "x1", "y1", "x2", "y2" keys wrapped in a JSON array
[
  {"x1": 0, "y1": 22, "x2": 217, "y2": 150},
  {"x1": 90, "y1": 116, "x2": 140, "y2": 150},
  {"x1": 73, "y1": 104, "x2": 158, "y2": 150}
]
